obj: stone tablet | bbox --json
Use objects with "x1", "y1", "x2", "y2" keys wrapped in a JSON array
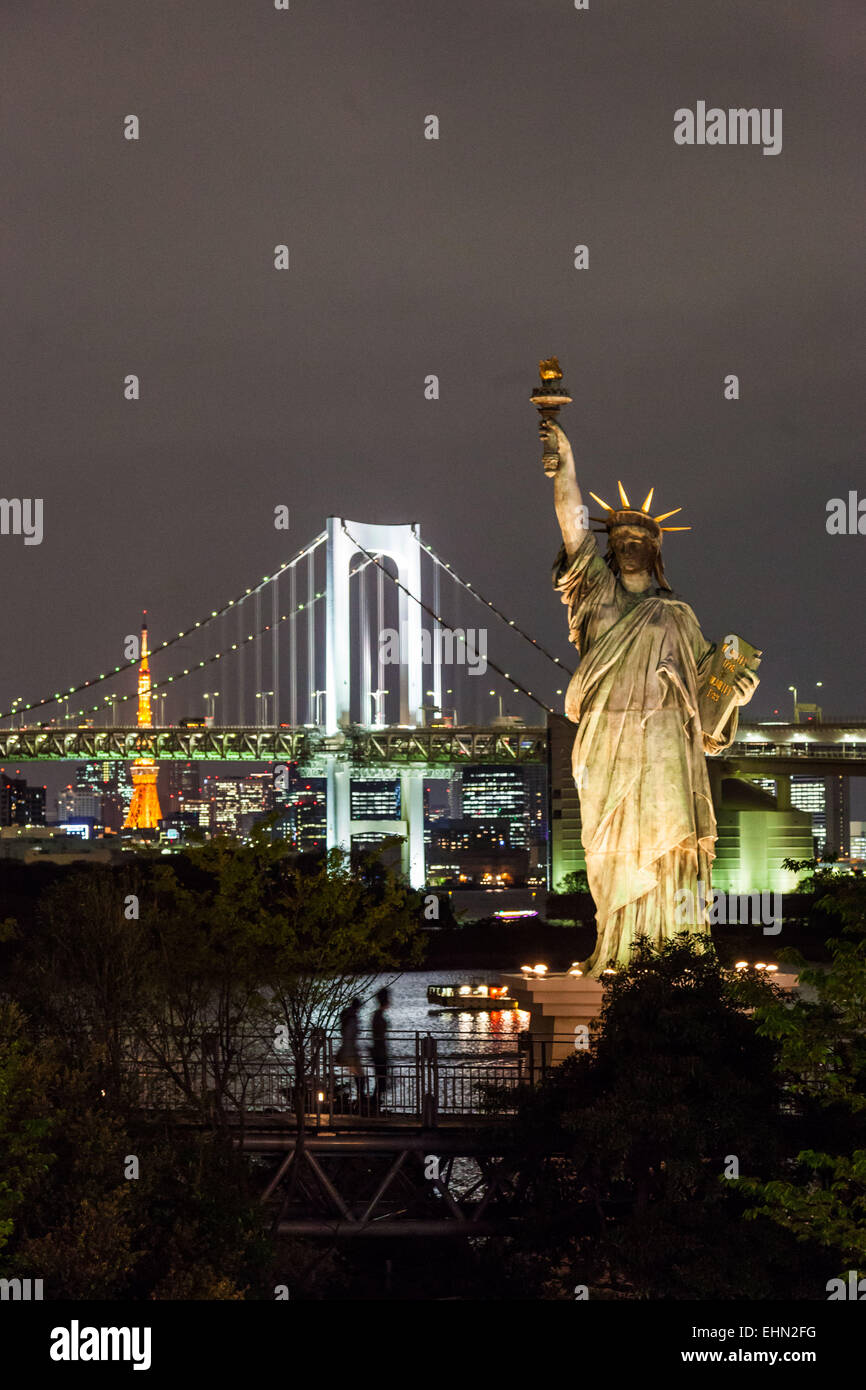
[{"x1": 698, "y1": 634, "x2": 762, "y2": 744}]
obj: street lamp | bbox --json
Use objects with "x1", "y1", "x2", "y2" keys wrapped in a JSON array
[
  {"x1": 255, "y1": 690, "x2": 275, "y2": 727},
  {"x1": 203, "y1": 691, "x2": 220, "y2": 723},
  {"x1": 371, "y1": 689, "x2": 387, "y2": 727},
  {"x1": 311, "y1": 689, "x2": 326, "y2": 726},
  {"x1": 489, "y1": 689, "x2": 504, "y2": 719}
]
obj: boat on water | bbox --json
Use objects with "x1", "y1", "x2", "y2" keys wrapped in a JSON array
[{"x1": 427, "y1": 981, "x2": 517, "y2": 1011}]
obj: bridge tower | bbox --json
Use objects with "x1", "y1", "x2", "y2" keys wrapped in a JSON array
[
  {"x1": 323, "y1": 518, "x2": 428, "y2": 888},
  {"x1": 324, "y1": 517, "x2": 423, "y2": 733},
  {"x1": 124, "y1": 612, "x2": 163, "y2": 830}
]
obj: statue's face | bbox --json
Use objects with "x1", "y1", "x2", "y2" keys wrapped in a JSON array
[{"x1": 610, "y1": 525, "x2": 656, "y2": 574}]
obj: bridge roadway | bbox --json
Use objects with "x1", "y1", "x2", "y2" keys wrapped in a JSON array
[
  {"x1": 1, "y1": 720, "x2": 865, "y2": 774},
  {"x1": 0, "y1": 723, "x2": 549, "y2": 766}
]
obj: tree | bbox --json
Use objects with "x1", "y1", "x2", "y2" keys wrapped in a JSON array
[
  {"x1": 486, "y1": 934, "x2": 828, "y2": 1298},
  {"x1": 743, "y1": 859, "x2": 866, "y2": 1271},
  {"x1": 0, "y1": 834, "x2": 425, "y2": 1295},
  {"x1": 555, "y1": 869, "x2": 589, "y2": 894},
  {"x1": 132, "y1": 834, "x2": 282, "y2": 1129},
  {"x1": 13, "y1": 865, "x2": 149, "y2": 1100},
  {"x1": 266, "y1": 843, "x2": 424, "y2": 1140},
  {"x1": 0, "y1": 1003, "x2": 55, "y2": 1256}
]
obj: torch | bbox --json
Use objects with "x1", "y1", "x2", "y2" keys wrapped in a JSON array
[{"x1": 530, "y1": 357, "x2": 572, "y2": 475}]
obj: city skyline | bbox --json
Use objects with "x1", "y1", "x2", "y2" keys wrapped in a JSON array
[
  {"x1": 1, "y1": 0, "x2": 864, "y2": 1328},
  {"x1": 2, "y1": 1, "x2": 864, "y2": 751}
]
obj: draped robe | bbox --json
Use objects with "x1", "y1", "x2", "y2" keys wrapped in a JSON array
[{"x1": 553, "y1": 533, "x2": 737, "y2": 975}]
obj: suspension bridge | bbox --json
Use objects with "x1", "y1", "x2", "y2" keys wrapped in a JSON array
[
  {"x1": 1, "y1": 516, "x2": 865, "y2": 886},
  {"x1": 0, "y1": 518, "x2": 570, "y2": 885}
]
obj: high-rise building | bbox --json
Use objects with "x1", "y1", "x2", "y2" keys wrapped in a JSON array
[
  {"x1": 295, "y1": 795, "x2": 327, "y2": 852},
  {"x1": 350, "y1": 779, "x2": 400, "y2": 820},
  {"x1": 1, "y1": 775, "x2": 46, "y2": 826},
  {"x1": 101, "y1": 765, "x2": 134, "y2": 832},
  {"x1": 163, "y1": 762, "x2": 201, "y2": 812},
  {"x1": 460, "y1": 763, "x2": 549, "y2": 884},
  {"x1": 179, "y1": 797, "x2": 212, "y2": 833},
  {"x1": 522, "y1": 763, "x2": 549, "y2": 886},
  {"x1": 61, "y1": 760, "x2": 133, "y2": 831},
  {"x1": 422, "y1": 780, "x2": 450, "y2": 850},
  {"x1": 272, "y1": 793, "x2": 327, "y2": 853},
  {"x1": 461, "y1": 767, "x2": 527, "y2": 842},
  {"x1": 211, "y1": 772, "x2": 274, "y2": 836},
  {"x1": 270, "y1": 764, "x2": 327, "y2": 852},
  {"x1": 789, "y1": 776, "x2": 849, "y2": 856},
  {"x1": 824, "y1": 775, "x2": 850, "y2": 857}
]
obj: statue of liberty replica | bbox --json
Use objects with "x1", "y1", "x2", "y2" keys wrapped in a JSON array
[{"x1": 534, "y1": 360, "x2": 760, "y2": 976}]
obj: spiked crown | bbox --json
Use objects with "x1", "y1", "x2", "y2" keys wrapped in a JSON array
[
  {"x1": 588, "y1": 482, "x2": 691, "y2": 538},
  {"x1": 587, "y1": 483, "x2": 691, "y2": 592}
]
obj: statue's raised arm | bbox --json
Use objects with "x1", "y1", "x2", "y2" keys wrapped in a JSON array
[{"x1": 540, "y1": 418, "x2": 588, "y2": 563}]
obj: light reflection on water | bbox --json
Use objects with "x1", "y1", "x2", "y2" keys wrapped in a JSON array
[{"x1": 355, "y1": 969, "x2": 529, "y2": 1060}]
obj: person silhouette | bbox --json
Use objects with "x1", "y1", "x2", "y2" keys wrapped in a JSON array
[
  {"x1": 371, "y1": 987, "x2": 391, "y2": 1114},
  {"x1": 335, "y1": 997, "x2": 366, "y2": 1112}
]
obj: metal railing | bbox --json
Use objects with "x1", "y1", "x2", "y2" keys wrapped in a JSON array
[
  {"x1": 126, "y1": 1030, "x2": 591, "y2": 1125},
  {"x1": 733, "y1": 742, "x2": 866, "y2": 758}
]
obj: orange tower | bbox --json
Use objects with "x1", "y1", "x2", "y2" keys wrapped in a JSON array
[{"x1": 124, "y1": 611, "x2": 163, "y2": 830}]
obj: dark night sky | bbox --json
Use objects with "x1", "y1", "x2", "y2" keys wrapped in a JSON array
[{"x1": 2, "y1": 2, "x2": 865, "y2": 807}]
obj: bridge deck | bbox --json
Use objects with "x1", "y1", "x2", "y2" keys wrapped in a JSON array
[{"x1": 1, "y1": 721, "x2": 864, "y2": 772}]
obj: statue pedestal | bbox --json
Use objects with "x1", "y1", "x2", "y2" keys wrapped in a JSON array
[
  {"x1": 502, "y1": 972, "x2": 605, "y2": 1065},
  {"x1": 502, "y1": 969, "x2": 800, "y2": 1069}
]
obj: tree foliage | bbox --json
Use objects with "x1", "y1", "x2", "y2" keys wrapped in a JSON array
[
  {"x1": 741, "y1": 859, "x2": 866, "y2": 1270},
  {"x1": 0, "y1": 836, "x2": 423, "y2": 1296},
  {"x1": 487, "y1": 934, "x2": 832, "y2": 1298}
]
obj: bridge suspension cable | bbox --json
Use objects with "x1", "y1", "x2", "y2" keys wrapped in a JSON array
[
  {"x1": 3, "y1": 525, "x2": 568, "y2": 728},
  {"x1": 419, "y1": 538, "x2": 574, "y2": 679},
  {"x1": 0, "y1": 533, "x2": 326, "y2": 724},
  {"x1": 341, "y1": 523, "x2": 560, "y2": 717},
  {"x1": 17, "y1": 541, "x2": 389, "y2": 727},
  {"x1": 55, "y1": 585, "x2": 329, "y2": 725}
]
